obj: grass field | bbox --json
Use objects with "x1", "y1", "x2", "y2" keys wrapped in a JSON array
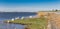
[{"x1": 5, "y1": 17, "x2": 47, "y2": 29}]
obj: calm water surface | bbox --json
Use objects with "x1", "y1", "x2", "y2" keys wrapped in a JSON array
[
  {"x1": 0, "y1": 21, "x2": 25, "y2": 29},
  {"x1": 0, "y1": 12, "x2": 36, "y2": 29}
]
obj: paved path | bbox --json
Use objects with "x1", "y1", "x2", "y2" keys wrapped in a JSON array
[
  {"x1": 50, "y1": 20, "x2": 57, "y2": 29},
  {"x1": 47, "y1": 20, "x2": 57, "y2": 29}
]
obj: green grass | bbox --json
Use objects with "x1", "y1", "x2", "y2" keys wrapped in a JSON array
[{"x1": 5, "y1": 18, "x2": 47, "y2": 29}]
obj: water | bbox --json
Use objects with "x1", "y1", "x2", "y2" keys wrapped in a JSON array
[
  {"x1": 0, "y1": 12, "x2": 37, "y2": 29},
  {"x1": 0, "y1": 22, "x2": 25, "y2": 29}
]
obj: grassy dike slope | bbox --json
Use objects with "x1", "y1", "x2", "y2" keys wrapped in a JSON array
[{"x1": 5, "y1": 17, "x2": 47, "y2": 29}]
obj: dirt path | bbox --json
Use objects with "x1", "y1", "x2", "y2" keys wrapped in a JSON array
[{"x1": 47, "y1": 13, "x2": 60, "y2": 29}]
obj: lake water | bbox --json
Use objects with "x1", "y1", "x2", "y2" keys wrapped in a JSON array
[{"x1": 0, "y1": 12, "x2": 37, "y2": 29}]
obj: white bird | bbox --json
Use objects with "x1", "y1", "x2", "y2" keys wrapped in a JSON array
[
  {"x1": 21, "y1": 16, "x2": 24, "y2": 19},
  {"x1": 29, "y1": 16, "x2": 33, "y2": 18},
  {"x1": 11, "y1": 18, "x2": 14, "y2": 21},
  {"x1": 15, "y1": 17, "x2": 19, "y2": 19},
  {"x1": 7, "y1": 20, "x2": 9, "y2": 23}
]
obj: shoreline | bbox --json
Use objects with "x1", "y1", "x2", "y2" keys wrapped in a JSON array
[{"x1": 4, "y1": 18, "x2": 47, "y2": 29}]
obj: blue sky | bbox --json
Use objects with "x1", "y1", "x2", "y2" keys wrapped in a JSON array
[{"x1": 0, "y1": 0, "x2": 60, "y2": 12}]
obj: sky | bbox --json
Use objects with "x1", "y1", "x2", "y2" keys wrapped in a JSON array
[{"x1": 0, "y1": 0, "x2": 60, "y2": 12}]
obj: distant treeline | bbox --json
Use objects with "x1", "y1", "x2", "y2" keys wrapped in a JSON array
[{"x1": 38, "y1": 9, "x2": 60, "y2": 12}]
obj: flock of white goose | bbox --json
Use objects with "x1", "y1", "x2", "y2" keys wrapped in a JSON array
[{"x1": 7, "y1": 16, "x2": 33, "y2": 23}]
